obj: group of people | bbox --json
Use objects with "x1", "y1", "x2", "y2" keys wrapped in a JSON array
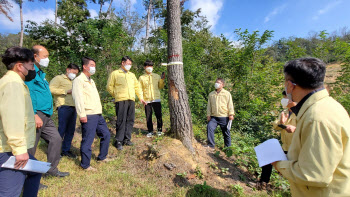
[
  {"x1": 0, "y1": 45, "x2": 166, "y2": 196},
  {"x1": 0, "y1": 44, "x2": 349, "y2": 197}
]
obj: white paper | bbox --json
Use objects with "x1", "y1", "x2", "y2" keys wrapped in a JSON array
[
  {"x1": 227, "y1": 120, "x2": 232, "y2": 130},
  {"x1": 1, "y1": 156, "x2": 51, "y2": 173},
  {"x1": 254, "y1": 139, "x2": 287, "y2": 167}
]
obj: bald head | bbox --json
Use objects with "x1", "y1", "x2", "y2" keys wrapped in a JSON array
[{"x1": 32, "y1": 45, "x2": 49, "y2": 67}]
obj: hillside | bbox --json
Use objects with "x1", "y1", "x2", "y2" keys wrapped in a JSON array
[{"x1": 34, "y1": 63, "x2": 343, "y2": 197}]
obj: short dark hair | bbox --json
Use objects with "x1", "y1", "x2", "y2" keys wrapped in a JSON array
[
  {"x1": 67, "y1": 63, "x2": 80, "y2": 72},
  {"x1": 216, "y1": 78, "x2": 225, "y2": 85},
  {"x1": 2, "y1": 47, "x2": 34, "y2": 70},
  {"x1": 121, "y1": 56, "x2": 133, "y2": 63},
  {"x1": 81, "y1": 57, "x2": 95, "y2": 70},
  {"x1": 284, "y1": 57, "x2": 326, "y2": 89},
  {"x1": 282, "y1": 91, "x2": 286, "y2": 96},
  {"x1": 144, "y1": 60, "x2": 154, "y2": 67}
]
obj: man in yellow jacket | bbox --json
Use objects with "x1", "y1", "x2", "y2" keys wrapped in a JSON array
[
  {"x1": 259, "y1": 91, "x2": 297, "y2": 189},
  {"x1": 106, "y1": 56, "x2": 145, "y2": 150},
  {"x1": 72, "y1": 57, "x2": 111, "y2": 171},
  {"x1": 50, "y1": 63, "x2": 80, "y2": 158},
  {"x1": 206, "y1": 78, "x2": 235, "y2": 149},
  {"x1": 139, "y1": 60, "x2": 165, "y2": 137},
  {"x1": 0, "y1": 47, "x2": 41, "y2": 196},
  {"x1": 273, "y1": 57, "x2": 350, "y2": 196}
]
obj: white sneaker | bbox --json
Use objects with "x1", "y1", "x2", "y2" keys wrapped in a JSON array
[
  {"x1": 147, "y1": 132, "x2": 154, "y2": 138},
  {"x1": 157, "y1": 132, "x2": 163, "y2": 136}
]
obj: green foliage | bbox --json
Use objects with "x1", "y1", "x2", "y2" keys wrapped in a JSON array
[
  {"x1": 194, "y1": 166, "x2": 204, "y2": 179},
  {"x1": 176, "y1": 172, "x2": 187, "y2": 178},
  {"x1": 220, "y1": 167, "x2": 229, "y2": 174},
  {"x1": 206, "y1": 162, "x2": 218, "y2": 170},
  {"x1": 230, "y1": 184, "x2": 244, "y2": 196},
  {"x1": 332, "y1": 38, "x2": 350, "y2": 112},
  {"x1": 58, "y1": 0, "x2": 90, "y2": 29},
  {"x1": 187, "y1": 181, "x2": 232, "y2": 197}
]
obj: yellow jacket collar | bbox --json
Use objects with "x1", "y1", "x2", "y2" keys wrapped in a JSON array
[
  {"x1": 297, "y1": 89, "x2": 329, "y2": 120},
  {"x1": 81, "y1": 73, "x2": 91, "y2": 82},
  {"x1": 118, "y1": 68, "x2": 128, "y2": 73},
  {"x1": 7, "y1": 70, "x2": 24, "y2": 84},
  {"x1": 62, "y1": 74, "x2": 69, "y2": 79}
]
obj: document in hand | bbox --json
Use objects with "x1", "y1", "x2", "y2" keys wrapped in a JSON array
[
  {"x1": 1, "y1": 156, "x2": 51, "y2": 173},
  {"x1": 227, "y1": 120, "x2": 232, "y2": 131},
  {"x1": 254, "y1": 139, "x2": 287, "y2": 167}
]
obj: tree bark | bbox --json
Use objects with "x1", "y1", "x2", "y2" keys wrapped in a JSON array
[
  {"x1": 107, "y1": 0, "x2": 113, "y2": 16},
  {"x1": 167, "y1": 0, "x2": 194, "y2": 153},
  {"x1": 144, "y1": 0, "x2": 152, "y2": 52},
  {"x1": 19, "y1": 0, "x2": 23, "y2": 47},
  {"x1": 99, "y1": 1, "x2": 103, "y2": 18},
  {"x1": 55, "y1": 0, "x2": 58, "y2": 25}
]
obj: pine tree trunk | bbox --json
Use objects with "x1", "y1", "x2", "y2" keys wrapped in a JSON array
[
  {"x1": 55, "y1": 0, "x2": 58, "y2": 25},
  {"x1": 167, "y1": 0, "x2": 194, "y2": 153},
  {"x1": 107, "y1": 0, "x2": 113, "y2": 16},
  {"x1": 19, "y1": 1, "x2": 23, "y2": 47},
  {"x1": 145, "y1": 0, "x2": 152, "y2": 51},
  {"x1": 99, "y1": 1, "x2": 103, "y2": 18}
]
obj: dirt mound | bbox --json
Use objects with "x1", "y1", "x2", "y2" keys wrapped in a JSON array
[{"x1": 125, "y1": 123, "x2": 262, "y2": 196}]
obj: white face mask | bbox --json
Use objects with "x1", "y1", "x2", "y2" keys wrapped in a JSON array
[
  {"x1": 88, "y1": 67, "x2": 96, "y2": 75},
  {"x1": 68, "y1": 73, "x2": 76, "y2": 80},
  {"x1": 214, "y1": 83, "x2": 221, "y2": 89},
  {"x1": 285, "y1": 86, "x2": 293, "y2": 101},
  {"x1": 37, "y1": 57, "x2": 49, "y2": 68},
  {"x1": 124, "y1": 65, "x2": 132, "y2": 71},
  {"x1": 281, "y1": 98, "x2": 289, "y2": 108},
  {"x1": 145, "y1": 67, "x2": 153, "y2": 73}
]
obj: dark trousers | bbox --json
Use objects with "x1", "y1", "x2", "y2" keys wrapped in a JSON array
[
  {"x1": 58, "y1": 106, "x2": 77, "y2": 153},
  {"x1": 207, "y1": 116, "x2": 231, "y2": 147},
  {"x1": 28, "y1": 111, "x2": 62, "y2": 175},
  {"x1": 80, "y1": 114, "x2": 111, "y2": 169},
  {"x1": 115, "y1": 100, "x2": 135, "y2": 143},
  {"x1": 260, "y1": 151, "x2": 288, "y2": 183},
  {"x1": 144, "y1": 102, "x2": 163, "y2": 132},
  {"x1": 0, "y1": 152, "x2": 41, "y2": 197}
]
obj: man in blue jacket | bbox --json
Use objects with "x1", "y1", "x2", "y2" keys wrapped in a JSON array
[{"x1": 25, "y1": 45, "x2": 69, "y2": 177}]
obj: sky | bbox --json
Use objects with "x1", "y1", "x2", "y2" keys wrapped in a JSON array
[{"x1": 0, "y1": 0, "x2": 349, "y2": 42}]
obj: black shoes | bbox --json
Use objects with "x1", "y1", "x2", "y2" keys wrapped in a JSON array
[
  {"x1": 61, "y1": 151, "x2": 77, "y2": 159},
  {"x1": 113, "y1": 141, "x2": 133, "y2": 150},
  {"x1": 123, "y1": 141, "x2": 134, "y2": 146},
  {"x1": 113, "y1": 141, "x2": 123, "y2": 150},
  {"x1": 45, "y1": 170, "x2": 70, "y2": 178}
]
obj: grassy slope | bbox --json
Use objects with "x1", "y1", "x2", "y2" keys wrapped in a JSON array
[
  {"x1": 35, "y1": 63, "x2": 342, "y2": 197},
  {"x1": 36, "y1": 106, "x2": 272, "y2": 197}
]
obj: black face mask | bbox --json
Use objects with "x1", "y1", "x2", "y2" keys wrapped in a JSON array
[
  {"x1": 25, "y1": 70, "x2": 36, "y2": 81},
  {"x1": 22, "y1": 66, "x2": 36, "y2": 81}
]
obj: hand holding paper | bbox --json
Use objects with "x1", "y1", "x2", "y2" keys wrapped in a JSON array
[
  {"x1": 1, "y1": 156, "x2": 51, "y2": 174},
  {"x1": 14, "y1": 153, "x2": 29, "y2": 169},
  {"x1": 254, "y1": 139, "x2": 287, "y2": 167}
]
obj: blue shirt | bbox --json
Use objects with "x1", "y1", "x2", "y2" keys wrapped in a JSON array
[{"x1": 25, "y1": 64, "x2": 53, "y2": 116}]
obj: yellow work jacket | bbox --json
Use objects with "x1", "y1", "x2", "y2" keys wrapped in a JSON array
[
  {"x1": 139, "y1": 72, "x2": 165, "y2": 102},
  {"x1": 206, "y1": 88, "x2": 235, "y2": 117},
  {"x1": 276, "y1": 89, "x2": 350, "y2": 196},
  {"x1": 0, "y1": 71, "x2": 35, "y2": 155},
  {"x1": 72, "y1": 73, "x2": 102, "y2": 118},
  {"x1": 272, "y1": 110, "x2": 297, "y2": 151},
  {"x1": 106, "y1": 69, "x2": 143, "y2": 102},
  {"x1": 49, "y1": 74, "x2": 75, "y2": 108}
]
